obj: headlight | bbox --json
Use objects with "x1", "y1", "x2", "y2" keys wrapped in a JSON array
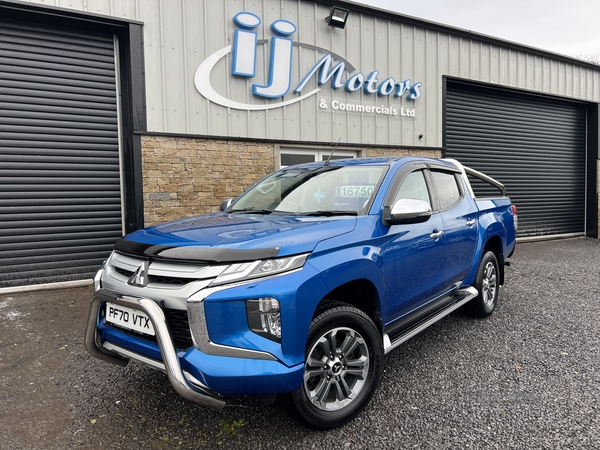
[
  {"x1": 246, "y1": 297, "x2": 281, "y2": 342},
  {"x1": 210, "y1": 253, "x2": 309, "y2": 286}
]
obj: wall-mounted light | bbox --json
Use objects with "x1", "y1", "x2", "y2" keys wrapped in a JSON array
[
  {"x1": 418, "y1": 134, "x2": 424, "y2": 141},
  {"x1": 325, "y1": 6, "x2": 349, "y2": 29}
]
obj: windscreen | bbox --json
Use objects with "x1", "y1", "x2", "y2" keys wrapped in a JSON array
[{"x1": 230, "y1": 165, "x2": 386, "y2": 215}]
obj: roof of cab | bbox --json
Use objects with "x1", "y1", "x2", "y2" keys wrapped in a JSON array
[{"x1": 285, "y1": 156, "x2": 457, "y2": 169}]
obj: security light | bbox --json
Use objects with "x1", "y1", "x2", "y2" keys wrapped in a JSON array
[{"x1": 326, "y1": 6, "x2": 349, "y2": 29}]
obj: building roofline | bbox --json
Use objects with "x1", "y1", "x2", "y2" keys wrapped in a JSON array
[
  {"x1": 0, "y1": 0, "x2": 144, "y2": 27},
  {"x1": 322, "y1": 0, "x2": 600, "y2": 71}
]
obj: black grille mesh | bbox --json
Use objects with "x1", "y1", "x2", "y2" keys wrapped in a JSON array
[{"x1": 164, "y1": 308, "x2": 194, "y2": 349}]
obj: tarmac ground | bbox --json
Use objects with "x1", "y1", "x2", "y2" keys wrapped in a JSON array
[{"x1": 1, "y1": 237, "x2": 599, "y2": 449}]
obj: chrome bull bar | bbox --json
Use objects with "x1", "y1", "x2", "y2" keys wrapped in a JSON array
[{"x1": 84, "y1": 289, "x2": 226, "y2": 409}]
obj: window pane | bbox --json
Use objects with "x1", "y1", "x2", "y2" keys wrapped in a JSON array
[
  {"x1": 394, "y1": 171, "x2": 431, "y2": 206},
  {"x1": 327, "y1": 155, "x2": 352, "y2": 160},
  {"x1": 280, "y1": 153, "x2": 316, "y2": 167},
  {"x1": 431, "y1": 171, "x2": 461, "y2": 210},
  {"x1": 318, "y1": 150, "x2": 356, "y2": 161}
]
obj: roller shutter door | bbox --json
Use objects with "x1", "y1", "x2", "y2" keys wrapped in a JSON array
[
  {"x1": 445, "y1": 81, "x2": 586, "y2": 238},
  {"x1": 0, "y1": 20, "x2": 122, "y2": 288}
]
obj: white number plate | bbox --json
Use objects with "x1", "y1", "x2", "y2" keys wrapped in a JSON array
[{"x1": 105, "y1": 302, "x2": 155, "y2": 336}]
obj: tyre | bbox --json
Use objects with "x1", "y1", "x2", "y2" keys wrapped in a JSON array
[
  {"x1": 292, "y1": 305, "x2": 383, "y2": 429},
  {"x1": 467, "y1": 250, "x2": 500, "y2": 317}
]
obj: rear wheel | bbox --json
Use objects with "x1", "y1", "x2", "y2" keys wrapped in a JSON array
[
  {"x1": 292, "y1": 305, "x2": 382, "y2": 429},
  {"x1": 467, "y1": 251, "x2": 499, "y2": 317}
]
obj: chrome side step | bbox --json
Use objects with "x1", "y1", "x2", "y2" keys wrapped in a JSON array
[{"x1": 383, "y1": 286, "x2": 478, "y2": 354}]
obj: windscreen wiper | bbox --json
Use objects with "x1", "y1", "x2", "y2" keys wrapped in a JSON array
[
  {"x1": 231, "y1": 209, "x2": 274, "y2": 214},
  {"x1": 297, "y1": 210, "x2": 358, "y2": 217}
]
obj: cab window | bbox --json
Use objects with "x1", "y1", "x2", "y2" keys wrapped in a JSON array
[{"x1": 393, "y1": 170, "x2": 431, "y2": 207}]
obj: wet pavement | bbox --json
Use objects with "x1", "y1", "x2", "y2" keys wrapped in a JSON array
[{"x1": 1, "y1": 238, "x2": 599, "y2": 449}]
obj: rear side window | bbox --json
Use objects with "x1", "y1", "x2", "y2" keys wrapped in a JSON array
[{"x1": 430, "y1": 171, "x2": 461, "y2": 210}]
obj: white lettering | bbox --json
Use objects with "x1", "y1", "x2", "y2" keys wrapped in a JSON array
[
  {"x1": 294, "y1": 54, "x2": 346, "y2": 93},
  {"x1": 197, "y1": 13, "x2": 424, "y2": 111},
  {"x1": 345, "y1": 72, "x2": 364, "y2": 92},
  {"x1": 363, "y1": 71, "x2": 379, "y2": 94},
  {"x1": 407, "y1": 82, "x2": 422, "y2": 100},
  {"x1": 324, "y1": 99, "x2": 414, "y2": 118}
]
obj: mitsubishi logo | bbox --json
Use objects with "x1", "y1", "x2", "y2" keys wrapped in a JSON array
[{"x1": 127, "y1": 260, "x2": 150, "y2": 287}]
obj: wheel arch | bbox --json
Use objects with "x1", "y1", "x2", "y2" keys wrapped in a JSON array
[
  {"x1": 312, "y1": 279, "x2": 383, "y2": 337},
  {"x1": 482, "y1": 234, "x2": 505, "y2": 285}
]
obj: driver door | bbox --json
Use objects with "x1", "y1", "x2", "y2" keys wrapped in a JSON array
[{"x1": 380, "y1": 169, "x2": 448, "y2": 321}]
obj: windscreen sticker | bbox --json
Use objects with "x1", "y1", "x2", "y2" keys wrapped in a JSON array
[{"x1": 335, "y1": 185, "x2": 375, "y2": 198}]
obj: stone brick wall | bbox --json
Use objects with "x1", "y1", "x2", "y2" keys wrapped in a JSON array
[
  {"x1": 141, "y1": 135, "x2": 442, "y2": 226},
  {"x1": 366, "y1": 148, "x2": 441, "y2": 159},
  {"x1": 141, "y1": 136, "x2": 274, "y2": 225}
]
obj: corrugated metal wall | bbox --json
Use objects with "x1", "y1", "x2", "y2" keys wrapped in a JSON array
[
  {"x1": 22, "y1": 0, "x2": 600, "y2": 148},
  {"x1": 445, "y1": 81, "x2": 587, "y2": 237},
  {"x1": 0, "y1": 19, "x2": 122, "y2": 288}
]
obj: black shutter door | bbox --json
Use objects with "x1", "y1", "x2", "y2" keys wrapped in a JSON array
[
  {"x1": 0, "y1": 20, "x2": 122, "y2": 288},
  {"x1": 445, "y1": 80, "x2": 586, "y2": 238}
]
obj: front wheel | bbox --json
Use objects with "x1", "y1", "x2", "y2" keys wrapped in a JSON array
[
  {"x1": 292, "y1": 305, "x2": 383, "y2": 429},
  {"x1": 467, "y1": 250, "x2": 500, "y2": 317}
]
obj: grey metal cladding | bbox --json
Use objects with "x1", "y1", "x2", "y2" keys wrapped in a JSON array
[
  {"x1": 0, "y1": 19, "x2": 123, "y2": 288},
  {"x1": 21, "y1": 0, "x2": 600, "y2": 148},
  {"x1": 445, "y1": 81, "x2": 586, "y2": 238}
]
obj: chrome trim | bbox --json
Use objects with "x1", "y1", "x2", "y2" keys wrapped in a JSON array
[
  {"x1": 188, "y1": 267, "x2": 304, "y2": 305},
  {"x1": 430, "y1": 230, "x2": 444, "y2": 239},
  {"x1": 85, "y1": 289, "x2": 226, "y2": 409},
  {"x1": 443, "y1": 158, "x2": 506, "y2": 198},
  {"x1": 463, "y1": 166, "x2": 506, "y2": 197},
  {"x1": 383, "y1": 286, "x2": 478, "y2": 354},
  {"x1": 188, "y1": 282, "x2": 279, "y2": 361},
  {"x1": 102, "y1": 342, "x2": 219, "y2": 395},
  {"x1": 103, "y1": 341, "x2": 167, "y2": 371}
]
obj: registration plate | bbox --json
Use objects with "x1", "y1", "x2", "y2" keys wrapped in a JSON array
[{"x1": 105, "y1": 302, "x2": 155, "y2": 336}]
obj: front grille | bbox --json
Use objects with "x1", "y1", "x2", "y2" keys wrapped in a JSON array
[
  {"x1": 114, "y1": 267, "x2": 134, "y2": 278},
  {"x1": 150, "y1": 275, "x2": 189, "y2": 285},
  {"x1": 164, "y1": 308, "x2": 194, "y2": 348},
  {"x1": 112, "y1": 263, "x2": 197, "y2": 286}
]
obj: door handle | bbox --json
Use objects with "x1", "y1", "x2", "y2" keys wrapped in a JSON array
[
  {"x1": 466, "y1": 219, "x2": 476, "y2": 226},
  {"x1": 430, "y1": 230, "x2": 444, "y2": 239}
]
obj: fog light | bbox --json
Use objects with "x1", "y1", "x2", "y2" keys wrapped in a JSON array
[{"x1": 246, "y1": 298, "x2": 281, "y2": 342}]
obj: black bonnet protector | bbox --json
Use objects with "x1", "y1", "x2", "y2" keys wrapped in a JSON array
[{"x1": 114, "y1": 238, "x2": 280, "y2": 263}]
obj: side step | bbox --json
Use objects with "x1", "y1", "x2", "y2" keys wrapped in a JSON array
[{"x1": 382, "y1": 286, "x2": 478, "y2": 354}]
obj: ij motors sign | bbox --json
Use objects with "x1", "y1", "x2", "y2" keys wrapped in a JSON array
[{"x1": 194, "y1": 12, "x2": 422, "y2": 116}]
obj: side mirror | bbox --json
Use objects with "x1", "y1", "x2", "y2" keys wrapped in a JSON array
[
  {"x1": 220, "y1": 198, "x2": 234, "y2": 211},
  {"x1": 382, "y1": 198, "x2": 432, "y2": 226}
]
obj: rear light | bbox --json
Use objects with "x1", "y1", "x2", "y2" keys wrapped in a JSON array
[{"x1": 510, "y1": 205, "x2": 518, "y2": 232}]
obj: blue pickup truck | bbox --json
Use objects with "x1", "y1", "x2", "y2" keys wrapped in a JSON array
[{"x1": 85, "y1": 156, "x2": 517, "y2": 429}]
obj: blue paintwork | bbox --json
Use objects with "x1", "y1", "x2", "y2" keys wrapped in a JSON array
[
  {"x1": 124, "y1": 213, "x2": 358, "y2": 256},
  {"x1": 98, "y1": 321, "x2": 304, "y2": 395},
  {"x1": 97, "y1": 156, "x2": 516, "y2": 397}
]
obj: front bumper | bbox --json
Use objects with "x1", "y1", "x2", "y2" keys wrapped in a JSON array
[
  {"x1": 85, "y1": 289, "x2": 226, "y2": 409},
  {"x1": 85, "y1": 288, "x2": 306, "y2": 405}
]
